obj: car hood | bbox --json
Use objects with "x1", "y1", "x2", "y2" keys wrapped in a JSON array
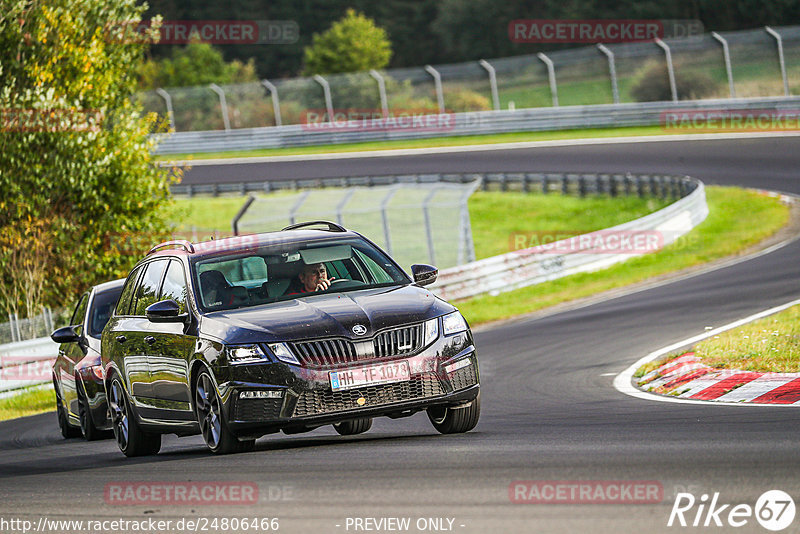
[{"x1": 200, "y1": 285, "x2": 454, "y2": 344}]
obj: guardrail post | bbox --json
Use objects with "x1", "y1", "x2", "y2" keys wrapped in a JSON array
[
  {"x1": 261, "y1": 79, "x2": 282, "y2": 126},
  {"x1": 596, "y1": 44, "x2": 620, "y2": 104},
  {"x1": 479, "y1": 59, "x2": 501, "y2": 111},
  {"x1": 313, "y1": 75, "x2": 335, "y2": 122},
  {"x1": 765, "y1": 27, "x2": 790, "y2": 97},
  {"x1": 636, "y1": 176, "x2": 644, "y2": 198},
  {"x1": 654, "y1": 39, "x2": 678, "y2": 102},
  {"x1": 209, "y1": 83, "x2": 231, "y2": 131},
  {"x1": 578, "y1": 175, "x2": 587, "y2": 197},
  {"x1": 608, "y1": 174, "x2": 618, "y2": 197},
  {"x1": 542, "y1": 175, "x2": 549, "y2": 194},
  {"x1": 422, "y1": 188, "x2": 439, "y2": 265},
  {"x1": 288, "y1": 190, "x2": 311, "y2": 226},
  {"x1": 537, "y1": 53, "x2": 559, "y2": 107},
  {"x1": 369, "y1": 70, "x2": 390, "y2": 117},
  {"x1": 711, "y1": 32, "x2": 736, "y2": 98},
  {"x1": 424, "y1": 65, "x2": 446, "y2": 114},
  {"x1": 231, "y1": 195, "x2": 256, "y2": 236},
  {"x1": 155, "y1": 88, "x2": 176, "y2": 131},
  {"x1": 561, "y1": 174, "x2": 568, "y2": 195}
]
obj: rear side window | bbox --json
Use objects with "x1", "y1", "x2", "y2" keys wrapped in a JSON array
[
  {"x1": 116, "y1": 266, "x2": 141, "y2": 316},
  {"x1": 159, "y1": 260, "x2": 188, "y2": 313},
  {"x1": 133, "y1": 260, "x2": 168, "y2": 316},
  {"x1": 89, "y1": 286, "x2": 123, "y2": 338}
]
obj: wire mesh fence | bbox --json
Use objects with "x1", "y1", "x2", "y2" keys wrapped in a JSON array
[
  {"x1": 137, "y1": 25, "x2": 800, "y2": 132},
  {"x1": 0, "y1": 308, "x2": 70, "y2": 345}
]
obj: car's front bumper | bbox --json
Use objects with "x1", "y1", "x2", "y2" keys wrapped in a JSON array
[{"x1": 216, "y1": 336, "x2": 480, "y2": 439}]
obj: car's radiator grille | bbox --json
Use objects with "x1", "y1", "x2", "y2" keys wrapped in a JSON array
[
  {"x1": 232, "y1": 397, "x2": 283, "y2": 422},
  {"x1": 373, "y1": 324, "x2": 424, "y2": 358},
  {"x1": 290, "y1": 338, "x2": 357, "y2": 366},
  {"x1": 289, "y1": 324, "x2": 425, "y2": 366},
  {"x1": 448, "y1": 362, "x2": 478, "y2": 391},
  {"x1": 292, "y1": 374, "x2": 444, "y2": 416}
]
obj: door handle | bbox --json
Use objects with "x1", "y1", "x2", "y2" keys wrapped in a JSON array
[
  {"x1": 115, "y1": 335, "x2": 126, "y2": 343},
  {"x1": 144, "y1": 336, "x2": 156, "y2": 345}
]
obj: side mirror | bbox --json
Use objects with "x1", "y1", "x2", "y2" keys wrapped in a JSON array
[
  {"x1": 411, "y1": 264, "x2": 438, "y2": 286},
  {"x1": 51, "y1": 325, "x2": 81, "y2": 344},
  {"x1": 146, "y1": 299, "x2": 189, "y2": 323}
]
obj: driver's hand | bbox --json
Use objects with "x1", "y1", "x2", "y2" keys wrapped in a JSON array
[{"x1": 315, "y1": 277, "x2": 334, "y2": 291}]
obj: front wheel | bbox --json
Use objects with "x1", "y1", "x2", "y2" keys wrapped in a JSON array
[
  {"x1": 195, "y1": 371, "x2": 254, "y2": 454},
  {"x1": 108, "y1": 377, "x2": 161, "y2": 457},
  {"x1": 427, "y1": 392, "x2": 481, "y2": 434},
  {"x1": 333, "y1": 417, "x2": 372, "y2": 435}
]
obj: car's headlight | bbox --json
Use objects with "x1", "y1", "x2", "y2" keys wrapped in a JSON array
[
  {"x1": 268, "y1": 342, "x2": 300, "y2": 365},
  {"x1": 225, "y1": 344, "x2": 268, "y2": 364},
  {"x1": 424, "y1": 317, "x2": 439, "y2": 346},
  {"x1": 442, "y1": 311, "x2": 468, "y2": 336}
]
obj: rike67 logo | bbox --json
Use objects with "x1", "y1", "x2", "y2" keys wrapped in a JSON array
[{"x1": 668, "y1": 490, "x2": 795, "y2": 531}]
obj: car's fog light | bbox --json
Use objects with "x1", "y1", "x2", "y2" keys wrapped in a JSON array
[{"x1": 444, "y1": 357, "x2": 471, "y2": 374}]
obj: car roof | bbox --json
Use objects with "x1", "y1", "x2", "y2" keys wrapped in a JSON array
[
  {"x1": 92, "y1": 278, "x2": 126, "y2": 293},
  {"x1": 146, "y1": 225, "x2": 362, "y2": 261}
]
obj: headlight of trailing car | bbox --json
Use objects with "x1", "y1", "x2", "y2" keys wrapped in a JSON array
[
  {"x1": 424, "y1": 317, "x2": 439, "y2": 346},
  {"x1": 268, "y1": 342, "x2": 300, "y2": 365},
  {"x1": 442, "y1": 311, "x2": 468, "y2": 336},
  {"x1": 226, "y1": 344, "x2": 268, "y2": 364}
]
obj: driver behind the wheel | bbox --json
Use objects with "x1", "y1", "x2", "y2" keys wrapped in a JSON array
[{"x1": 294, "y1": 262, "x2": 334, "y2": 293}]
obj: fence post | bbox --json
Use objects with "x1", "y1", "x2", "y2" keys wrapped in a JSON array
[
  {"x1": 711, "y1": 32, "x2": 736, "y2": 98},
  {"x1": 765, "y1": 27, "x2": 790, "y2": 97},
  {"x1": 155, "y1": 88, "x2": 176, "y2": 131},
  {"x1": 335, "y1": 189, "x2": 356, "y2": 226},
  {"x1": 478, "y1": 59, "x2": 501, "y2": 111},
  {"x1": 209, "y1": 83, "x2": 231, "y2": 131},
  {"x1": 381, "y1": 187, "x2": 400, "y2": 255},
  {"x1": 596, "y1": 44, "x2": 620, "y2": 104},
  {"x1": 261, "y1": 79, "x2": 282, "y2": 126},
  {"x1": 288, "y1": 190, "x2": 311, "y2": 226},
  {"x1": 231, "y1": 195, "x2": 256, "y2": 236},
  {"x1": 369, "y1": 70, "x2": 390, "y2": 117},
  {"x1": 654, "y1": 39, "x2": 678, "y2": 102},
  {"x1": 422, "y1": 188, "x2": 439, "y2": 266},
  {"x1": 537, "y1": 53, "x2": 559, "y2": 107},
  {"x1": 312, "y1": 75, "x2": 335, "y2": 122},
  {"x1": 424, "y1": 65, "x2": 445, "y2": 114}
]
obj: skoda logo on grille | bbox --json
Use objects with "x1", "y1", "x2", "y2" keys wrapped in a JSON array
[{"x1": 352, "y1": 324, "x2": 368, "y2": 336}]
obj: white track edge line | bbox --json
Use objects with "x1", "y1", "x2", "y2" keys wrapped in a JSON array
[
  {"x1": 164, "y1": 131, "x2": 800, "y2": 166},
  {"x1": 613, "y1": 297, "x2": 800, "y2": 407}
]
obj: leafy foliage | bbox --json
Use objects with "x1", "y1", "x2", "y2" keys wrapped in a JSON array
[
  {"x1": 0, "y1": 0, "x2": 178, "y2": 318},
  {"x1": 303, "y1": 9, "x2": 392, "y2": 75},
  {"x1": 138, "y1": 42, "x2": 258, "y2": 90},
  {"x1": 630, "y1": 60, "x2": 718, "y2": 102}
]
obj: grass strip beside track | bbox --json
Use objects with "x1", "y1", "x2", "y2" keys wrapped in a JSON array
[
  {"x1": 156, "y1": 126, "x2": 672, "y2": 161},
  {"x1": 457, "y1": 187, "x2": 789, "y2": 326},
  {"x1": 0, "y1": 385, "x2": 54, "y2": 422}
]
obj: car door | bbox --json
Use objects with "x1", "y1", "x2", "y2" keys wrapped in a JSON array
[
  {"x1": 147, "y1": 259, "x2": 196, "y2": 419},
  {"x1": 58, "y1": 293, "x2": 89, "y2": 421}
]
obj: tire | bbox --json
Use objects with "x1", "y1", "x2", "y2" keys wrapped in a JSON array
[
  {"x1": 54, "y1": 378, "x2": 81, "y2": 439},
  {"x1": 108, "y1": 377, "x2": 161, "y2": 457},
  {"x1": 194, "y1": 371, "x2": 254, "y2": 454},
  {"x1": 427, "y1": 391, "x2": 481, "y2": 434},
  {"x1": 78, "y1": 382, "x2": 107, "y2": 441},
  {"x1": 333, "y1": 417, "x2": 373, "y2": 436}
]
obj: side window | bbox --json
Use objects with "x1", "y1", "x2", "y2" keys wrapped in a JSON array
[
  {"x1": 115, "y1": 266, "x2": 141, "y2": 316},
  {"x1": 354, "y1": 249, "x2": 392, "y2": 283},
  {"x1": 70, "y1": 293, "x2": 89, "y2": 331},
  {"x1": 159, "y1": 260, "x2": 188, "y2": 313},
  {"x1": 133, "y1": 260, "x2": 168, "y2": 316}
]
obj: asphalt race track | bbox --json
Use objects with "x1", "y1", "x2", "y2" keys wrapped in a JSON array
[{"x1": 2, "y1": 135, "x2": 800, "y2": 533}]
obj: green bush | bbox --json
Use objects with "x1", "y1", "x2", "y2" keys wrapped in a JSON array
[
  {"x1": 444, "y1": 87, "x2": 491, "y2": 112},
  {"x1": 630, "y1": 60, "x2": 718, "y2": 102}
]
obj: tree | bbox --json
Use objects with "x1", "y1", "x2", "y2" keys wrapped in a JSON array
[
  {"x1": 0, "y1": 0, "x2": 179, "y2": 317},
  {"x1": 138, "y1": 42, "x2": 258, "y2": 90},
  {"x1": 303, "y1": 9, "x2": 392, "y2": 75}
]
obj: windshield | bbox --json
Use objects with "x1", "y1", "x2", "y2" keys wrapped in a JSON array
[{"x1": 192, "y1": 237, "x2": 409, "y2": 312}]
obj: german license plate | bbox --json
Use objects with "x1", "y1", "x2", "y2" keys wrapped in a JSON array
[{"x1": 330, "y1": 360, "x2": 411, "y2": 391}]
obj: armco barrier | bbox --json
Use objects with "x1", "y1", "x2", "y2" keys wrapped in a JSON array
[
  {"x1": 0, "y1": 337, "x2": 58, "y2": 393},
  {"x1": 154, "y1": 96, "x2": 800, "y2": 155},
  {"x1": 429, "y1": 176, "x2": 708, "y2": 301}
]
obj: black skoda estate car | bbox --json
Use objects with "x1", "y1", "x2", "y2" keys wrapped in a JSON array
[{"x1": 102, "y1": 221, "x2": 480, "y2": 456}]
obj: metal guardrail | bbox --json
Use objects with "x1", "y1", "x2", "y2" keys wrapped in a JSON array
[
  {"x1": 155, "y1": 96, "x2": 800, "y2": 155},
  {"x1": 430, "y1": 175, "x2": 708, "y2": 301},
  {"x1": 0, "y1": 338, "x2": 58, "y2": 393}
]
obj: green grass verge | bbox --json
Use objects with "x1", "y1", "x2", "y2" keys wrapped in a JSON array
[
  {"x1": 691, "y1": 304, "x2": 800, "y2": 373},
  {"x1": 457, "y1": 187, "x2": 789, "y2": 325},
  {"x1": 158, "y1": 125, "x2": 676, "y2": 161},
  {"x1": 0, "y1": 386, "x2": 54, "y2": 423}
]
